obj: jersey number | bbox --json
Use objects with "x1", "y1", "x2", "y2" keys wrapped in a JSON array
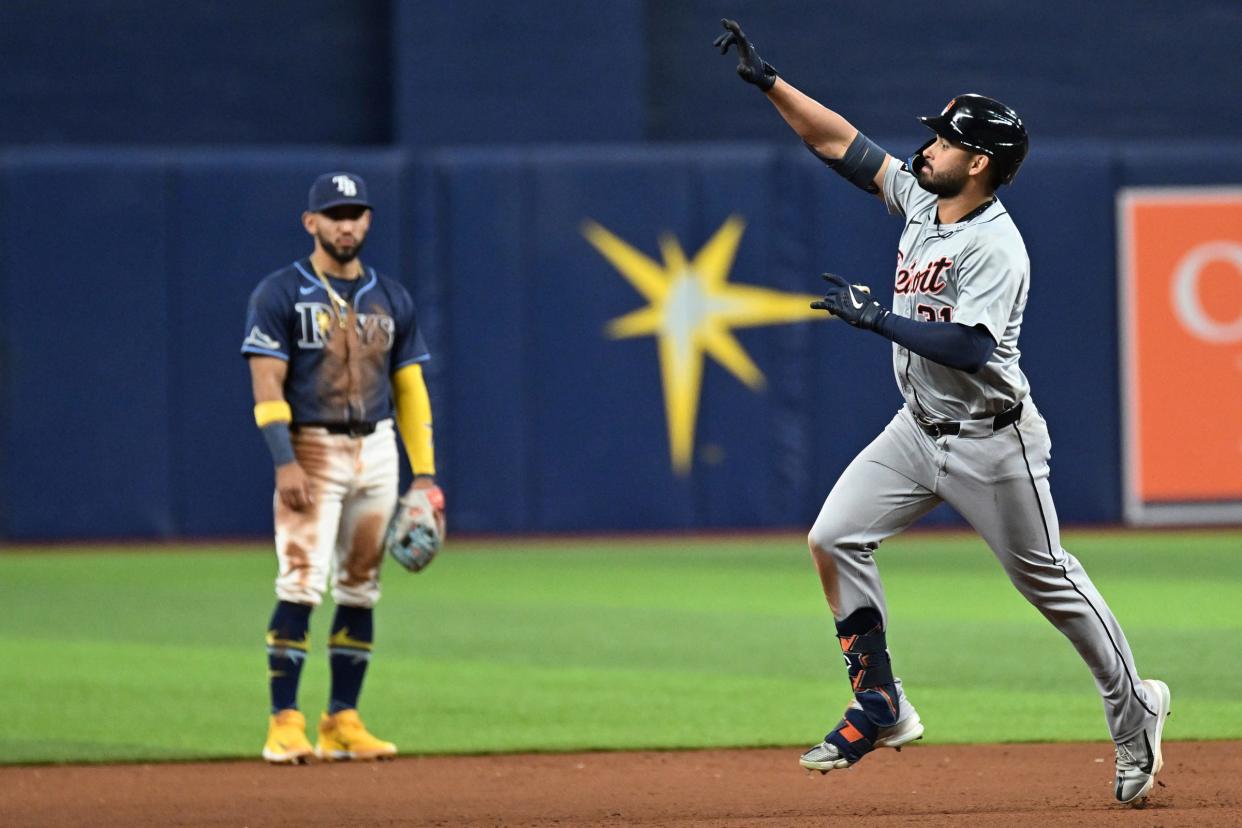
[{"x1": 916, "y1": 304, "x2": 952, "y2": 323}]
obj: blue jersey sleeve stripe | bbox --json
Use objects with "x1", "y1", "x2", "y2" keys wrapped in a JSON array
[
  {"x1": 293, "y1": 260, "x2": 320, "y2": 287},
  {"x1": 394, "y1": 354, "x2": 431, "y2": 370},
  {"x1": 241, "y1": 345, "x2": 289, "y2": 360}
]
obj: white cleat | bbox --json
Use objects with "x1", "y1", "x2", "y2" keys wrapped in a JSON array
[{"x1": 1114, "y1": 679, "x2": 1171, "y2": 806}]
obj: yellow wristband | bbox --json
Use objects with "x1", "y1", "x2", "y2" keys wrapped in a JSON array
[{"x1": 254, "y1": 400, "x2": 293, "y2": 428}]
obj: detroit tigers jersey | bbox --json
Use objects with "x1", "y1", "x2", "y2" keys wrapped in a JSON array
[
  {"x1": 241, "y1": 258, "x2": 429, "y2": 424},
  {"x1": 880, "y1": 161, "x2": 1031, "y2": 421}
]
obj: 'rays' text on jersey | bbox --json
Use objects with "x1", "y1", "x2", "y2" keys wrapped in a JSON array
[{"x1": 295, "y1": 302, "x2": 396, "y2": 350}]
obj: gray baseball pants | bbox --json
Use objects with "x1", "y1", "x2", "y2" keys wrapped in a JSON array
[{"x1": 807, "y1": 401, "x2": 1157, "y2": 742}]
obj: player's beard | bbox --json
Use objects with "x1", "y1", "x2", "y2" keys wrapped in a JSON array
[
  {"x1": 915, "y1": 163, "x2": 969, "y2": 198},
  {"x1": 319, "y1": 233, "x2": 366, "y2": 265}
]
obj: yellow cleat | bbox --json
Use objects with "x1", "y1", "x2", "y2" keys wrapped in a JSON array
[
  {"x1": 262, "y1": 709, "x2": 313, "y2": 765},
  {"x1": 314, "y1": 709, "x2": 397, "y2": 761}
]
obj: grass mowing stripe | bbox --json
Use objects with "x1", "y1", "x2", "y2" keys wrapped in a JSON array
[{"x1": 0, "y1": 530, "x2": 1237, "y2": 763}]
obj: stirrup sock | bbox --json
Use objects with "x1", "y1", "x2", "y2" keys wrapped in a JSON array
[
  {"x1": 267, "y1": 601, "x2": 311, "y2": 713},
  {"x1": 328, "y1": 605, "x2": 373, "y2": 714}
]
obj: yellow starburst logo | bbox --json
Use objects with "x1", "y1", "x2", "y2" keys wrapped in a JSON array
[{"x1": 583, "y1": 215, "x2": 824, "y2": 475}]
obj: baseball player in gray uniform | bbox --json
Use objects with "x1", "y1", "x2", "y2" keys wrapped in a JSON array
[{"x1": 715, "y1": 20, "x2": 1171, "y2": 805}]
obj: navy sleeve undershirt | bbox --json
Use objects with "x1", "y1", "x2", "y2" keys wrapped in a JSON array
[{"x1": 872, "y1": 316, "x2": 997, "y2": 373}]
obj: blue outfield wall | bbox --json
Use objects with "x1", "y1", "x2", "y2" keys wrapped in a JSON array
[{"x1": 1, "y1": 142, "x2": 1240, "y2": 539}]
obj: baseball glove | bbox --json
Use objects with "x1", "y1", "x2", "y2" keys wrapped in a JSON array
[{"x1": 383, "y1": 484, "x2": 446, "y2": 573}]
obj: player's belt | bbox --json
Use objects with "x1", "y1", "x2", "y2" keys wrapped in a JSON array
[
  {"x1": 293, "y1": 421, "x2": 377, "y2": 437},
  {"x1": 914, "y1": 402, "x2": 1024, "y2": 438}
]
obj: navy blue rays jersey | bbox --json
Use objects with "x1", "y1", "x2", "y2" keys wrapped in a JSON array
[{"x1": 240, "y1": 258, "x2": 429, "y2": 423}]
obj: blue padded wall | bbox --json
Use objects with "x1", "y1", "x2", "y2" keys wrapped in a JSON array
[
  {"x1": 426, "y1": 151, "x2": 535, "y2": 531},
  {"x1": 525, "y1": 150, "x2": 701, "y2": 530},
  {"x1": 0, "y1": 153, "x2": 174, "y2": 537},
  {"x1": 2, "y1": 141, "x2": 1240, "y2": 538}
]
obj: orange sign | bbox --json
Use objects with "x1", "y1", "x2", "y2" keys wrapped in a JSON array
[{"x1": 1119, "y1": 188, "x2": 1242, "y2": 522}]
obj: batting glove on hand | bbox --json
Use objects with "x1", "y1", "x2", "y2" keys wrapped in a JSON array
[
  {"x1": 811, "y1": 273, "x2": 891, "y2": 331},
  {"x1": 714, "y1": 19, "x2": 778, "y2": 91}
]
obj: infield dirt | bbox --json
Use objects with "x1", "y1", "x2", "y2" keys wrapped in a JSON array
[{"x1": 2, "y1": 740, "x2": 1238, "y2": 827}]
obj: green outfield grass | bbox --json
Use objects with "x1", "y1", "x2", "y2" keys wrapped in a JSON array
[{"x1": 0, "y1": 529, "x2": 1238, "y2": 764}]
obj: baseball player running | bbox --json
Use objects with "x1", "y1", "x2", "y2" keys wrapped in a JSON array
[
  {"x1": 716, "y1": 20, "x2": 1170, "y2": 805},
  {"x1": 242, "y1": 171, "x2": 443, "y2": 764}
]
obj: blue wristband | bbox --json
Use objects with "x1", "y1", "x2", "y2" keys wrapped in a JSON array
[{"x1": 261, "y1": 422, "x2": 296, "y2": 467}]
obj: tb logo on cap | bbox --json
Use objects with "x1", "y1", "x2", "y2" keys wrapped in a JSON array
[{"x1": 332, "y1": 175, "x2": 358, "y2": 197}]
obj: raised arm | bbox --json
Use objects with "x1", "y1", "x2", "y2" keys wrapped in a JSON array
[
  {"x1": 764, "y1": 78, "x2": 859, "y2": 160},
  {"x1": 715, "y1": 19, "x2": 890, "y2": 193}
]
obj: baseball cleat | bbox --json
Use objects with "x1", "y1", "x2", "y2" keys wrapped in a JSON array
[
  {"x1": 263, "y1": 708, "x2": 313, "y2": 764},
  {"x1": 1114, "y1": 679, "x2": 1171, "y2": 805},
  {"x1": 800, "y1": 703, "x2": 924, "y2": 773},
  {"x1": 314, "y1": 709, "x2": 397, "y2": 761}
]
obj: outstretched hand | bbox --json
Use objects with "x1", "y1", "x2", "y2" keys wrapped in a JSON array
[
  {"x1": 713, "y1": 19, "x2": 778, "y2": 91},
  {"x1": 811, "y1": 273, "x2": 890, "y2": 331}
]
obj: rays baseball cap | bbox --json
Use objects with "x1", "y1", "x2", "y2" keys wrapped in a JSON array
[{"x1": 307, "y1": 172, "x2": 372, "y2": 212}]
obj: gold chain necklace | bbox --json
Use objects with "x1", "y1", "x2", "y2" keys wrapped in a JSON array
[{"x1": 310, "y1": 260, "x2": 362, "y2": 329}]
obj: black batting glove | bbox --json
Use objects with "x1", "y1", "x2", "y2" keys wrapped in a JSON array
[
  {"x1": 811, "y1": 273, "x2": 890, "y2": 331},
  {"x1": 714, "y1": 19, "x2": 778, "y2": 91}
]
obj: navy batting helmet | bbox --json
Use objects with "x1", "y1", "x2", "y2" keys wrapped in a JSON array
[{"x1": 910, "y1": 94, "x2": 1029, "y2": 186}]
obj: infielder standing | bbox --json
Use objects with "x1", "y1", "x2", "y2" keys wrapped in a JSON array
[
  {"x1": 242, "y1": 171, "x2": 443, "y2": 763},
  {"x1": 716, "y1": 20, "x2": 1170, "y2": 805}
]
